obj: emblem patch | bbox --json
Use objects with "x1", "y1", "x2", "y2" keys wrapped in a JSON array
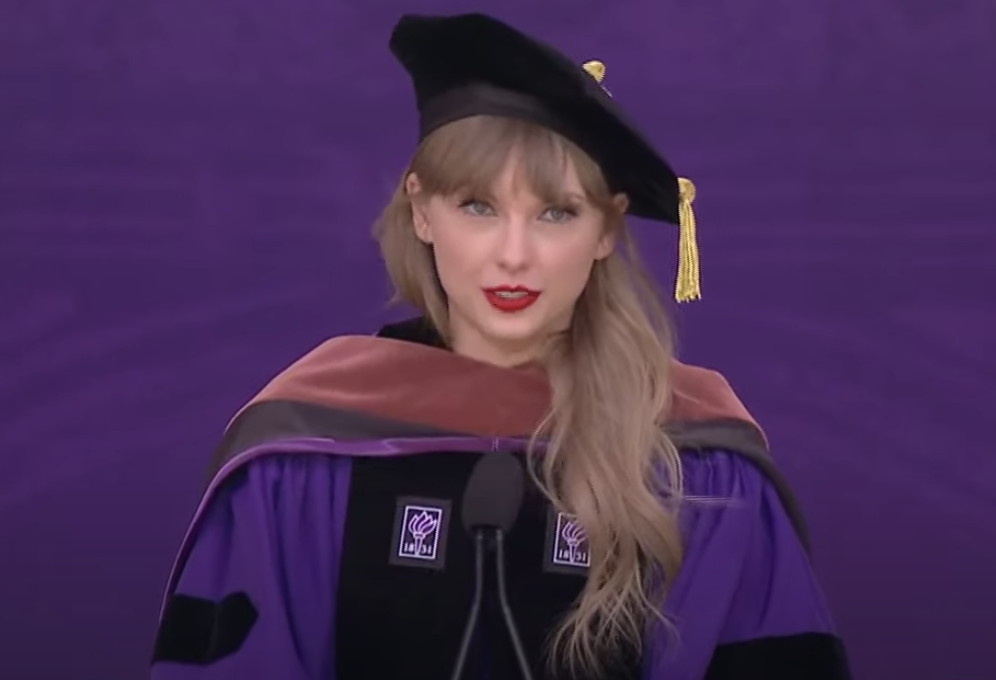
[
  {"x1": 389, "y1": 497, "x2": 451, "y2": 570},
  {"x1": 543, "y1": 508, "x2": 591, "y2": 575}
]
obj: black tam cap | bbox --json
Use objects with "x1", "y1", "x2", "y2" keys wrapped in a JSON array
[{"x1": 389, "y1": 12, "x2": 701, "y2": 302}]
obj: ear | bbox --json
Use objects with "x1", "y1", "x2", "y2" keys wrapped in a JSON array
[
  {"x1": 594, "y1": 229, "x2": 616, "y2": 260},
  {"x1": 405, "y1": 173, "x2": 432, "y2": 244},
  {"x1": 593, "y1": 192, "x2": 628, "y2": 260},
  {"x1": 611, "y1": 192, "x2": 630, "y2": 216}
]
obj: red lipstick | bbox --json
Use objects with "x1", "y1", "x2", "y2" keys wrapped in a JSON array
[{"x1": 482, "y1": 285, "x2": 541, "y2": 313}]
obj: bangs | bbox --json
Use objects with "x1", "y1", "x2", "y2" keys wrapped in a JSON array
[{"x1": 410, "y1": 116, "x2": 612, "y2": 208}]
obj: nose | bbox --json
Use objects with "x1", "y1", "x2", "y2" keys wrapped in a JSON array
[{"x1": 494, "y1": 217, "x2": 534, "y2": 273}]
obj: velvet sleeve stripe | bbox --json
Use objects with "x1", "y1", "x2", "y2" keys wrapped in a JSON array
[{"x1": 704, "y1": 632, "x2": 852, "y2": 680}]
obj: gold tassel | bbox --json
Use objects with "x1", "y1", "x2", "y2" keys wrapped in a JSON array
[
  {"x1": 675, "y1": 177, "x2": 701, "y2": 302},
  {"x1": 581, "y1": 60, "x2": 698, "y2": 302}
]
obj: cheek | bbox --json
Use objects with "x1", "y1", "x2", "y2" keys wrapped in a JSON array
[
  {"x1": 543, "y1": 243, "x2": 599, "y2": 298},
  {"x1": 553, "y1": 257, "x2": 597, "y2": 297},
  {"x1": 426, "y1": 224, "x2": 482, "y2": 291},
  {"x1": 561, "y1": 226, "x2": 608, "y2": 277}
]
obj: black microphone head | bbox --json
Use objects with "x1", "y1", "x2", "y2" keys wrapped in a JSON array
[{"x1": 461, "y1": 452, "x2": 525, "y2": 534}]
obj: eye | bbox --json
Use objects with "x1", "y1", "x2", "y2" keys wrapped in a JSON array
[
  {"x1": 540, "y1": 205, "x2": 579, "y2": 224},
  {"x1": 458, "y1": 199, "x2": 496, "y2": 217}
]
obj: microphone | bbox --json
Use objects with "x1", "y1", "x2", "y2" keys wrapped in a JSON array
[{"x1": 450, "y1": 452, "x2": 533, "y2": 680}]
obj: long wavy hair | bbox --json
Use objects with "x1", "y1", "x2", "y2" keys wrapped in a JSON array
[{"x1": 373, "y1": 115, "x2": 683, "y2": 677}]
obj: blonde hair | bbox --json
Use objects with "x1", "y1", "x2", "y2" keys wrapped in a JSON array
[{"x1": 373, "y1": 115, "x2": 683, "y2": 676}]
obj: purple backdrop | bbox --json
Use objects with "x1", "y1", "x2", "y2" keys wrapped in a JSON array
[{"x1": 1, "y1": 2, "x2": 994, "y2": 679}]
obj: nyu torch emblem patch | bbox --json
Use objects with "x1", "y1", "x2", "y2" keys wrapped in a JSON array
[
  {"x1": 389, "y1": 497, "x2": 451, "y2": 570},
  {"x1": 544, "y1": 508, "x2": 591, "y2": 575}
]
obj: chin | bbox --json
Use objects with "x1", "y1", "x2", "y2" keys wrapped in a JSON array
[
  {"x1": 476, "y1": 300, "x2": 567, "y2": 346},
  {"x1": 449, "y1": 297, "x2": 566, "y2": 361},
  {"x1": 477, "y1": 311, "x2": 546, "y2": 343}
]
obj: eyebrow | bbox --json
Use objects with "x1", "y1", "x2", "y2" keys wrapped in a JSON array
[{"x1": 454, "y1": 187, "x2": 588, "y2": 206}]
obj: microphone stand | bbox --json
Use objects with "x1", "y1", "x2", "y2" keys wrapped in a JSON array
[
  {"x1": 450, "y1": 530, "x2": 486, "y2": 680},
  {"x1": 494, "y1": 530, "x2": 535, "y2": 680}
]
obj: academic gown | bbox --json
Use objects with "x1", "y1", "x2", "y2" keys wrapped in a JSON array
[{"x1": 151, "y1": 317, "x2": 851, "y2": 680}]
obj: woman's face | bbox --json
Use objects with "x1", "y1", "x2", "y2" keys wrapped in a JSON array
[{"x1": 407, "y1": 151, "x2": 622, "y2": 367}]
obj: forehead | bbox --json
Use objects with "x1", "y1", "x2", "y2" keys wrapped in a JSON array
[
  {"x1": 442, "y1": 144, "x2": 586, "y2": 208},
  {"x1": 413, "y1": 117, "x2": 606, "y2": 205},
  {"x1": 491, "y1": 148, "x2": 583, "y2": 198}
]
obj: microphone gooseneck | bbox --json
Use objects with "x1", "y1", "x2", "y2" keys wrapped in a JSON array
[
  {"x1": 453, "y1": 452, "x2": 530, "y2": 680},
  {"x1": 449, "y1": 530, "x2": 486, "y2": 680},
  {"x1": 495, "y1": 529, "x2": 535, "y2": 680}
]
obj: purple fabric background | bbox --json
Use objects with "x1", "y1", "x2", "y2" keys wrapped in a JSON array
[{"x1": 0, "y1": 2, "x2": 993, "y2": 679}]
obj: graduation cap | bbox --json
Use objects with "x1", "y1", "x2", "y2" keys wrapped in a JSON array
[{"x1": 389, "y1": 12, "x2": 701, "y2": 302}]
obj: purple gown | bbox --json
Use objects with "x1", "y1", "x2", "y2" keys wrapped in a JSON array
[{"x1": 150, "y1": 318, "x2": 851, "y2": 680}]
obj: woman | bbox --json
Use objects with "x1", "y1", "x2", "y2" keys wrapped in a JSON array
[{"x1": 151, "y1": 13, "x2": 851, "y2": 680}]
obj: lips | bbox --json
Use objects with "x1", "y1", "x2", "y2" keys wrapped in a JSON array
[{"x1": 482, "y1": 286, "x2": 541, "y2": 313}]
